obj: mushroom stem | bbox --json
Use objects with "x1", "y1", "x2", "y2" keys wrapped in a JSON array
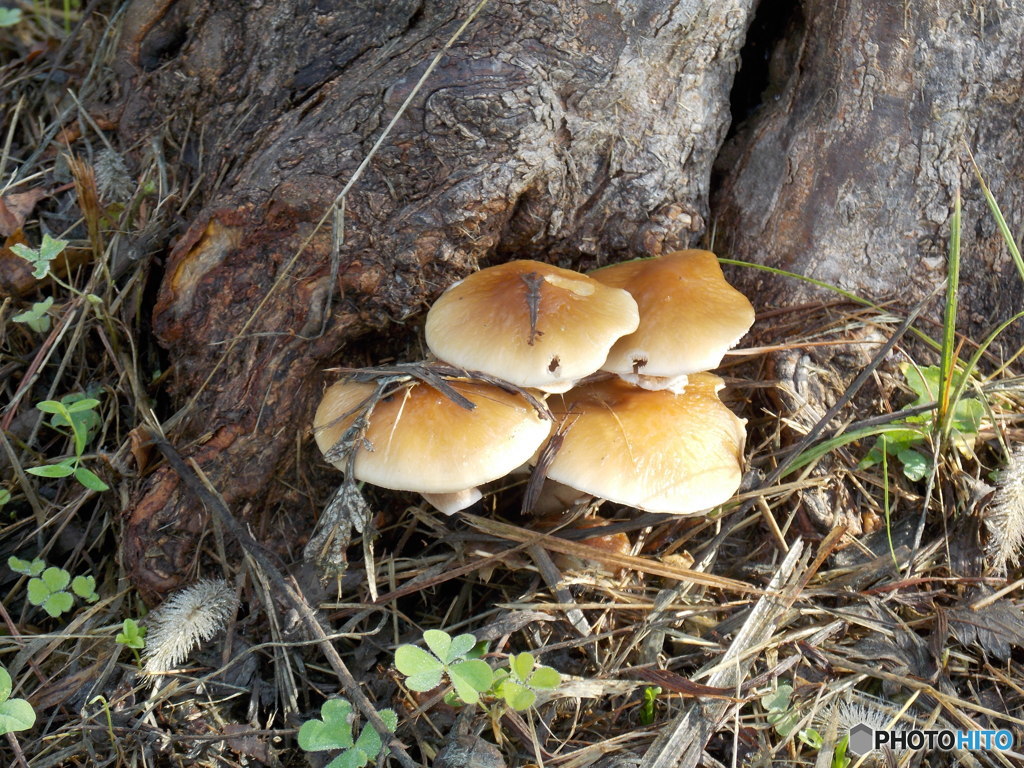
[
  {"x1": 531, "y1": 479, "x2": 591, "y2": 515},
  {"x1": 422, "y1": 488, "x2": 483, "y2": 516},
  {"x1": 617, "y1": 372, "x2": 689, "y2": 394}
]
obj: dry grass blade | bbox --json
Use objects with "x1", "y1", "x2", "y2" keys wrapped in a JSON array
[
  {"x1": 639, "y1": 540, "x2": 808, "y2": 768},
  {"x1": 461, "y1": 513, "x2": 762, "y2": 595}
]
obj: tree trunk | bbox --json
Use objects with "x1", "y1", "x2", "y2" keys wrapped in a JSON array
[
  {"x1": 714, "y1": 0, "x2": 1024, "y2": 335},
  {"x1": 113, "y1": 0, "x2": 755, "y2": 599}
]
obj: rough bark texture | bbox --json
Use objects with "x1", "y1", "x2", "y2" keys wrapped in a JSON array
[
  {"x1": 714, "y1": 0, "x2": 1024, "y2": 334},
  {"x1": 713, "y1": 0, "x2": 1024, "y2": 533},
  {"x1": 113, "y1": 0, "x2": 754, "y2": 599}
]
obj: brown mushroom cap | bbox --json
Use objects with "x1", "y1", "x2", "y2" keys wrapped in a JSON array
[
  {"x1": 425, "y1": 260, "x2": 639, "y2": 392},
  {"x1": 591, "y1": 250, "x2": 755, "y2": 378},
  {"x1": 545, "y1": 373, "x2": 745, "y2": 515},
  {"x1": 313, "y1": 378, "x2": 551, "y2": 494}
]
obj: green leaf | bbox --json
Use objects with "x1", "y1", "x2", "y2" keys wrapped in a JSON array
[
  {"x1": 0, "y1": 698, "x2": 36, "y2": 734},
  {"x1": 0, "y1": 667, "x2": 10, "y2": 701},
  {"x1": 35, "y1": 400, "x2": 66, "y2": 415},
  {"x1": 38, "y1": 234, "x2": 68, "y2": 262},
  {"x1": 8, "y1": 557, "x2": 44, "y2": 577},
  {"x1": 639, "y1": 686, "x2": 661, "y2": 726},
  {"x1": 298, "y1": 698, "x2": 355, "y2": 751},
  {"x1": 72, "y1": 574, "x2": 98, "y2": 601},
  {"x1": 43, "y1": 591, "x2": 73, "y2": 618},
  {"x1": 10, "y1": 243, "x2": 49, "y2": 279},
  {"x1": 0, "y1": 489, "x2": 10, "y2": 507},
  {"x1": 349, "y1": 722, "x2": 384, "y2": 766},
  {"x1": 74, "y1": 467, "x2": 110, "y2": 492},
  {"x1": 66, "y1": 398, "x2": 101, "y2": 413},
  {"x1": 833, "y1": 734, "x2": 850, "y2": 768},
  {"x1": 331, "y1": 748, "x2": 369, "y2": 768},
  {"x1": 116, "y1": 619, "x2": 146, "y2": 649},
  {"x1": 0, "y1": 8, "x2": 23, "y2": 26},
  {"x1": 26, "y1": 579, "x2": 50, "y2": 606},
  {"x1": 951, "y1": 397, "x2": 984, "y2": 434},
  {"x1": 528, "y1": 665, "x2": 561, "y2": 690},
  {"x1": 509, "y1": 652, "x2": 535, "y2": 682},
  {"x1": 422, "y1": 629, "x2": 453, "y2": 662},
  {"x1": 41, "y1": 567, "x2": 70, "y2": 592},
  {"x1": 499, "y1": 680, "x2": 536, "y2": 711},
  {"x1": 761, "y1": 684, "x2": 792, "y2": 712},
  {"x1": 897, "y1": 448, "x2": 930, "y2": 481},
  {"x1": 445, "y1": 632, "x2": 478, "y2": 662},
  {"x1": 11, "y1": 297, "x2": 53, "y2": 333},
  {"x1": 395, "y1": 644, "x2": 443, "y2": 676},
  {"x1": 901, "y1": 362, "x2": 940, "y2": 404},
  {"x1": 448, "y1": 658, "x2": 492, "y2": 704},
  {"x1": 27, "y1": 461, "x2": 76, "y2": 478},
  {"x1": 798, "y1": 728, "x2": 823, "y2": 749},
  {"x1": 767, "y1": 707, "x2": 801, "y2": 737}
]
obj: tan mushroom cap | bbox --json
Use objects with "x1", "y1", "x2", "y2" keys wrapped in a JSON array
[
  {"x1": 313, "y1": 378, "x2": 551, "y2": 494},
  {"x1": 591, "y1": 250, "x2": 755, "y2": 378},
  {"x1": 425, "y1": 260, "x2": 640, "y2": 392},
  {"x1": 545, "y1": 373, "x2": 746, "y2": 515}
]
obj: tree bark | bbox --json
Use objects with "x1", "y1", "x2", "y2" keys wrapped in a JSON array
[
  {"x1": 114, "y1": 0, "x2": 755, "y2": 599},
  {"x1": 714, "y1": 0, "x2": 1024, "y2": 335}
]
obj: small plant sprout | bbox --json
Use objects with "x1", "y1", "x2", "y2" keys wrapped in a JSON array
[
  {"x1": 394, "y1": 629, "x2": 493, "y2": 704},
  {"x1": 638, "y1": 685, "x2": 662, "y2": 726},
  {"x1": 115, "y1": 619, "x2": 147, "y2": 664},
  {"x1": 491, "y1": 652, "x2": 561, "y2": 711},
  {"x1": 796, "y1": 729, "x2": 851, "y2": 768},
  {"x1": 0, "y1": 666, "x2": 35, "y2": 735},
  {"x1": 11, "y1": 296, "x2": 54, "y2": 333},
  {"x1": 10, "y1": 233, "x2": 69, "y2": 279},
  {"x1": 27, "y1": 395, "x2": 109, "y2": 492},
  {"x1": 298, "y1": 698, "x2": 397, "y2": 768}
]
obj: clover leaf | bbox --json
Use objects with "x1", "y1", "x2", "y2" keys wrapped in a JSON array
[
  {"x1": 0, "y1": 667, "x2": 36, "y2": 735},
  {"x1": 72, "y1": 574, "x2": 99, "y2": 603},
  {"x1": 27, "y1": 566, "x2": 74, "y2": 617},
  {"x1": 8, "y1": 557, "x2": 45, "y2": 577},
  {"x1": 298, "y1": 698, "x2": 397, "y2": 768},
  {"x1": 10, "y1": 234, "x2": 68, "y2": 279},
  {"x1": 11, "y1": 297, "x2": 54, "y2": 333},
  {"x1": 492, "y1": 652, "x2": 561, "y2": 711},
  {"x1": 395, "y1": 629, "x2": 493, "y2": 705}
]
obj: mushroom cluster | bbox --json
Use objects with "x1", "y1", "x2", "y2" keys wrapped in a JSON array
[{"x1": 313, "y1": 250, "x2": 754, "y2": 517}]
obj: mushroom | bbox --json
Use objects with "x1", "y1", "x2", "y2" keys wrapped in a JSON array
[
  {"x1": 425, "y1": 260, "x2": 640, "y2": 392},
  {"x1": 590, "y1": 249, "x2": 755, "y2": 392},
  {"x1": 313, "y1": 377, "x2": 551, "y2": 514},
  {"x1": 543, "y1": 373, "x2": 746, "y2": 515}
]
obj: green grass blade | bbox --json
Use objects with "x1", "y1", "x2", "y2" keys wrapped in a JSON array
[
  {"x1": 937, "y1": 189, "x2": 961, "y2": 432},
  {"x1": 967, "y1": 149, "x2": 1024, "y2": 284},
  {"x1": 780, "y1": 422, "x2": 928, "y2": 479}
]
